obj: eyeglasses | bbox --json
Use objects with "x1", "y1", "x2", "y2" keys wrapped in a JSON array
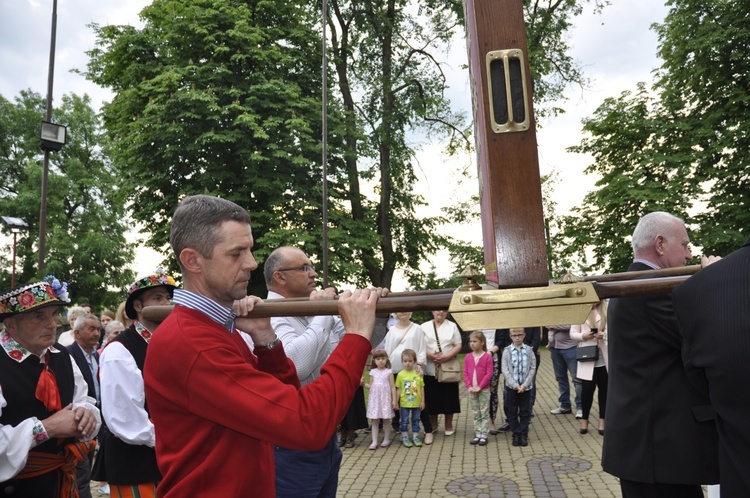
[{"x1": 277, "y1": 264, "x2": 315, "y2": 273}]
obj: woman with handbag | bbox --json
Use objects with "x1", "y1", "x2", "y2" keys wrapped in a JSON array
[
  {"x1": 422, "y1": 310, "x2": 462, "y2": 436},
  {"x1": 570, "y1": 300, "x2": 609, "y2": 435},
  {"x1": 384, "y1": 311, "x2": 434, "y2": 444}
]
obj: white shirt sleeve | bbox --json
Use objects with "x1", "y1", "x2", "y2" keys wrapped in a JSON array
[
  {"x1": 272, "y1": 315, "x2": 335, "y2": 382},
  {"x1": 0, "y1": 387, "x2": 39, "y2": 481},
  {"x1": 99, "y1": 343, "x2": 155, "y2": 447}
]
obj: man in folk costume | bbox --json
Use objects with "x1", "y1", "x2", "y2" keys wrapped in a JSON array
[
  {"x1": 0, "y1": 277, "x2": 100, "y2": 496},
  {"x1": 98, "y1": 269, "x2": 176, "y2": 497}
]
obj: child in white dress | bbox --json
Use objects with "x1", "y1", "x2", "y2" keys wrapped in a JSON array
[{"x1": 365, "y1": 349, "x2": 397, "y2": 449}]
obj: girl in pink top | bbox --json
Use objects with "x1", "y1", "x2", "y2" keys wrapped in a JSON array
[{"x1": 463, "y1": 331, "x2": 494, "y2": 445}]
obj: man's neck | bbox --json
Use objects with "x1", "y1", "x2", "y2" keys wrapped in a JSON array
[
  {"x1": 76, "y1": 342, "x2": 95, "y2": 356},
  {"x1": 136, "y1": 318, "x2": 158, "y2": 333}
]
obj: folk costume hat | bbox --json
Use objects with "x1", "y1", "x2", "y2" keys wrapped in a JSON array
[
  {"x1": 0, "y1": 275, "x2": 70, "y2": 321},
  {"x1": 0, "y1": 276, "x2": 70, "y2": 412},
  {"x1": 125, "y1": 268, "x2": 177, "y2": 320}
]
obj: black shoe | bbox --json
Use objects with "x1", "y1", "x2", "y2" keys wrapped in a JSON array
[
  {"x1": 512, "y1": 434, "x2": 520, "y2": 446},
  {"x1": 598, "y1": 429, "x2": 605, "y2": 435},
  {"x1": 470, "y1": 437, "x2": 480, "y2": 445},
  {"x1": 579, "y1": 428, "x2": 588, "y2": 434},
  {"x1": 519, "y1": 435, "x2": 528, "y2": 446},
  {"x1": 499, "y1": 422, "x2": 511, "y2": 432}
]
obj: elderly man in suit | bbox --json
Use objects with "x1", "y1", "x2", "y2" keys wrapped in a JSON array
[
  {"x1": 602, "y1": 212, "x2": 720, "y2": 497},
  {"x1": 673, "y1": 236, "x2": 750, "y2": 497},
  {"x1": 67, "y1": 313, "x2": 102, "y2": 498}
]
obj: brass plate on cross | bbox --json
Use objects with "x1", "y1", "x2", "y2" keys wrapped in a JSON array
[{"x1": 448, "y1": 283, "x2": 600, "y2": 330}]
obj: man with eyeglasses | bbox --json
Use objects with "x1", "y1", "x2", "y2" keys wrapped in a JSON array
[{"x1": 263, "y1": 246, "x2": 388, "y2": 497}]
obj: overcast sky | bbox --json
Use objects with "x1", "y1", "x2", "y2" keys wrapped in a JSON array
[{"x1": 0, "y1": 0, "x2": 671, "y2": 283}]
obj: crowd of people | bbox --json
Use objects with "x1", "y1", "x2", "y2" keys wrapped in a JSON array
[{"x1": 1, "y1": 202, "x2": 747, "y2": 497}]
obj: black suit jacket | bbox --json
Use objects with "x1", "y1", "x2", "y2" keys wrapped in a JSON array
[
  {"x1": 673, "y1": 237, "x2": 750, "y2": 496},
  {"x1": 602, "y1": 262, "x2": 719, "y2": 485},
  {"x1": 66, "y1": 342, "x2": 100, "y2": 406}
]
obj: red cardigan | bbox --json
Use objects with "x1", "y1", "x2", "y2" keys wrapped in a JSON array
[
  {"x1": 463, "y1": 351, "x2": 494, "y2": 390},
  {"x1": 144, "y1": 306, "x2": 370, "y2": 498}
]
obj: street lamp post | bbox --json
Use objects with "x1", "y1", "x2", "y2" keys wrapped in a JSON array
[
  {"x1": 38, "y1": 0, "x2": 65, "y2": 275},
  {"x1": 2, "y1": 216, "x2": 29, "y2": 288}
]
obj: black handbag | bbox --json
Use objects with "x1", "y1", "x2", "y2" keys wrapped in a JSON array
[{"x1": 576, "y1": 345, "x2": 599, "y2": 362}]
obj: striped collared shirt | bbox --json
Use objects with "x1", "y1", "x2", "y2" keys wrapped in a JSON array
[{"x1": 172, "y1": 288, "x2": 237, "y2": 332}]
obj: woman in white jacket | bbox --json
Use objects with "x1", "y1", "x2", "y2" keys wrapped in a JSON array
[{"x1": 570, "y1": 300, "x2": 608, "y2": 435}]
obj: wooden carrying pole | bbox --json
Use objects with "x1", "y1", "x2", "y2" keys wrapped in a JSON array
[{"x1": 142, "y1": 274, "x2": 694, "y2": 322}]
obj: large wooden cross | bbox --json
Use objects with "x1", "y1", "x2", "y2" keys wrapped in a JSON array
[{"x1": 464, "y1": 0, "x2": 548, "y2": 289}]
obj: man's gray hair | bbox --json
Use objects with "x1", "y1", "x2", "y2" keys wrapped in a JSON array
[
  {"x1": 263, "y1": 248, "x2": 291, "y2": 286},
  {"x1": 73, "y1": 313, "x2": 99, "y2": 331},
  {"x1": 170, "y1": 195, "x2": 252, "y2": 270},
  {"x1": 631, "y1": 211, "x2": 685, "y2": 254}
]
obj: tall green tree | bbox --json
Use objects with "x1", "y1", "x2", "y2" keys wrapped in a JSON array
[
  {"x1": 326, "y1": 0, "x2": 609, "y2": 288},
  {"x1": 654, "y1": 0, "x2": 750, "y2": 256},
  {"x1": 0, "y1": 90, "x2": 135, "y2": 308},
  {"x1": 561, "y1": 0, "x2": 749, "y2": 273},
  {"x1": 84, "y1": 0, "x2": 611, "y2": 293},
  {"x1": 84, "y1": 0, "x2": 359, "y2": 295}
]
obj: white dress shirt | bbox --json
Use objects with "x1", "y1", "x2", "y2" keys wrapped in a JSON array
[{"x1": 99, "y1": 335, "x2": 155, "y2": 447}]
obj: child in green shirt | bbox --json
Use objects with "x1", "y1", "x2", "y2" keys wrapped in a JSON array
[{"x1": 395, "y1": 349, "x2": 425, "y2": 448}]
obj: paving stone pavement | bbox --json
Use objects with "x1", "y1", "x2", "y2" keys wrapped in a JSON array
[
  {"x1": 335, "y1": 348, "x2": 620, "y2": 498},
  {"x1": 89, "y1": 347, "x2": 710, "y2": 497}
]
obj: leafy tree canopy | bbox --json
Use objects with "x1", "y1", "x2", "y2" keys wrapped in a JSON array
[
  {"x1": 0, "y1": 90, "x2": 135, "y2": 309},
  {"x1": 560, "y1": 0, "x2": 749, "y2": 273}
]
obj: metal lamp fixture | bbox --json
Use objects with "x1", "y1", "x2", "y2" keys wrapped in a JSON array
[
  {"x1": 1, "y1": 216, "x2": 29, "y2": 288},
  {"x1": 40, "y1": 121, "x2": 67, "y2": 152}
]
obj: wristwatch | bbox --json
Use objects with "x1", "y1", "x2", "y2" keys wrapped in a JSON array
[{"x1": 257, "y1": 336, "x2": 280, "y2": 350}]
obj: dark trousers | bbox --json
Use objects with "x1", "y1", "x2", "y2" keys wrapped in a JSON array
[
  {"x1": 620, "y1": 479, "x2": 704, "y2": 498},
  {"x1": 76, "y1": 455, "x2": 93, "y2": 498},
  {"x1": 274, "y1": 434, "x2": 341, "y2": 498},
  {"x1": 581, "y1": 365, "x2": 608, "y2": 420},
  {"x1": 504, "y1": 386, "x2": 532, "y2": 436}
]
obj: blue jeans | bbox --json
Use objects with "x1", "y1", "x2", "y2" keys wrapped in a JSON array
[
  {"x1": 275, "y1": 434, "x2": 341, "y2": 498},
  {"x1": 399, "y1": 407, "x2": 421, "y2": 435},
  {"x1": 549, "y1": 346, "x2": 582, "y2": 411}
]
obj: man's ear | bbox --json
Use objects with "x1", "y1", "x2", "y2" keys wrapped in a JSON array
[
  {"x1": 654, "y1": 235, "x2": 666, "y2": 255},
  {"x1": 132, "y1": 299, "x2": 143, "y2": 314},
  {"x1": 180, "y1": 248, "x2": 203, "y2": 274}
]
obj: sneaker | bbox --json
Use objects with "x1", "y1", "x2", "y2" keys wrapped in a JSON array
[
  {"x1": 424, "y1": 432, "x2": 434, "y2": 445},
  {"x1": 550, "y1": 407, "x2": 572, "y2": 415},
  {"x1": 402, "y1": 437, "x2": 413, "y2": 448},
  {"x1": 575, "y1": 409, "x2": 583, "y2": 419},
  {"x1": 412, "y1": 436, "x2": 422, "y2": 447},
  {"x1": 98, "y1": 485, "x2": 110, "y2": 494},
  {"x1": 498, "y1": 422, "x2": 511, "y2": 432}
]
